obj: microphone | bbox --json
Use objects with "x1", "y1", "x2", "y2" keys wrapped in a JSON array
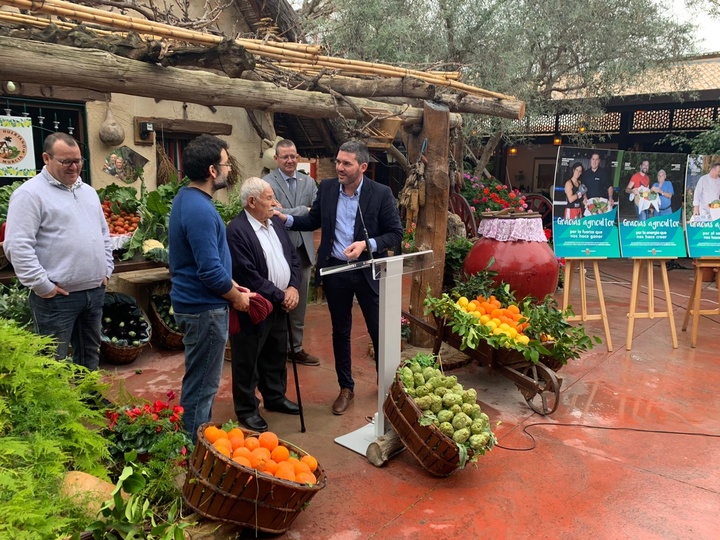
[{"x1": 357, "y1": 202, "x2": 374, "y2": 260}]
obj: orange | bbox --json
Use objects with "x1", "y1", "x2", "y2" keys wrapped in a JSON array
[
  {"x1": 244, "y1": 437, "x2": 260, "y2": 451},
  {"x1": 215, "y1": 445, "x2": 231, "y2": 457},
  {"x1": 228, "y1": 435, "x2": 245, "y2": 451},
  {"x1": 233, "y1": 447, "x2": 252, "y2": 460},
  {"x1": 213, "y1": 438, "x2": 232, "y2": 454},
  {"x1": 203, "y1": 425, "x2": 223, "y2": 444},
  {"x1": 249, "y1": 448, "x2": 269, "y2": 471},
  {"x1": 258, "y1": 431, "x2": 279, "y2": 452},
  {"x1": 507, "y1": 304, "x2": 520, "y2": 314},
  {"x1": 275, "y1": 464, "x2": 296, "y2": 482},
  {"x1": 263, "y1": 459, "x2": 279, "y2": 476},
  {"x1": 301, "y1": 455, "x2": 318, "y2": 472},
  {"x1": 271, "y1": 445, "x2": 290, "y2": 462},
  {"x1": 296, "y1": 471, "x2": 317, "y2": 485},
  {"x1": 227, "y1": 427, "x2": 245, "y2": 440},
  {"x1": 233, "y1": 455, "x2": 252, "y2": 468},
  {"x1": 292, "y1": 460, "x2": 311, "y2": 475}
]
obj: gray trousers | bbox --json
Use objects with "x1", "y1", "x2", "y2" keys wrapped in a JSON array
[{"x1": 289, "y1": 247, "x2": 312, "y2": 353}]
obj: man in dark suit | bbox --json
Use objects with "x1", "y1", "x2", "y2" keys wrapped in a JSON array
[
  {"x1": 226, "y1": 177, "x2": 302, "y2": 433},
  {"x1": 264, "y1": 139, "x2": 320, "y2": 366},
  {"x1": 276, "y1": 140, "x2": 403, "y2": 415}
]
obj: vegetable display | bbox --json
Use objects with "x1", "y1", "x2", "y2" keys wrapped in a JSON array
[
  {"x1": 398, "y1": 354, "x2": 496, "y2": 465},
  {"x1": 101, "y1": 295, "x2": 151, "y2": 347},
  {"x1": 97, "y1": 185, "x2": 142, "y2": 236},
  {"x1": 151, "y1": 292, "x2": 179, "y2": 333}
]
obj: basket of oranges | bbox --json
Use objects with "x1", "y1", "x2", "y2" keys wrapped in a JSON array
[{"x1": 182, "y1": 423, "x2": 326, "y2": 534}]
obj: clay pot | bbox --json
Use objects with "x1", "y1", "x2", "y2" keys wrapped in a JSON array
[{"x1": 463, "y1": 235, "x2": 559, "y2": 301}]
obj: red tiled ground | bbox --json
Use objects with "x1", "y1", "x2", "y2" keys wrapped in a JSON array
[{"x1": 105, "y1": 259, "x2": 720, "y2": 539}]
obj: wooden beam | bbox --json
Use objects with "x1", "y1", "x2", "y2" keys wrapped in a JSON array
[
  {"x1": 374, "y1": 94, "x2": 525, "y2": 120},
  {"x1": 0, "y1": 36, "x2": 461, "y2": 126},
  {"x1": 143, "y1": 117, "x2": 233, "y2": 136},
  {"x1": 408, "y1": 102, "x2": 450, "y2": 347}
]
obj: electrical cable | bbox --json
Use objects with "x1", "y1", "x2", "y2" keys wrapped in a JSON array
[{"x1": 495, "y1": 421, "x2": 720, "y2": 452}]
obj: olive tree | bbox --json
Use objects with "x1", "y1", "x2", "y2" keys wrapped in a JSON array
[{"x1": 298, "y1": 0, "x2": 698, "y2": 174}]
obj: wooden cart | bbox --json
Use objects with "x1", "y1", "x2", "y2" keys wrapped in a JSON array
[{"x1": 403, "y1": 311, "x2": 563, "y2": 415}]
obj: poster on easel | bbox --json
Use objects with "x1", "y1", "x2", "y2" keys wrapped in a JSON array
[
  {"x1": 617, "y1": 151, "x2": 687, "y2": 258},
  {"x1": 551, "y1": 147, "x2": 621, "y2": 258},
  {"x1": 685, "y1": 154, "x2": 720, "y2": 258},
  {"x1": 0, "y1": 116, "x2": 36, "y2": 178}
]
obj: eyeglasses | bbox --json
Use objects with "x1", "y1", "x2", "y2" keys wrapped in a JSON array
[
  {"x1": 51, "y1": 156, "x2": 84, "y2": 167},
  {"x1": 277, "y1": 154, "x2": 298, "y2": 161},
  {"x1": 216, "y1": 162, "x2": 232, "y2": 169}
]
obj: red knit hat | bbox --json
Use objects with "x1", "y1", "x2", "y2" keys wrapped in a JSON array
[{"x1": 229, "y1": 295, "x2": 274, "y2": 335}]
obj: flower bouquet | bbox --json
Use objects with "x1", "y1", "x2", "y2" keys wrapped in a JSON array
[{"x1": 460, "y1": 175, "x2": 527, "y2": 221}]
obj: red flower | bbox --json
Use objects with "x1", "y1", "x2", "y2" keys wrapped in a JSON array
[
  {"x1": 166, "y1": 390, "x2": 176, "y2": 401},
  {"x1": 483, "y1": 188, "x2": 490, "y2": 195},
  {"x1": 544, "y1": 228, "x2": 552, "y2": 240}
]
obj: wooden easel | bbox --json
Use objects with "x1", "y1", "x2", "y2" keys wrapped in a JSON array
[
  {"x1": 562, "y1": 259, "x2": 613, "y2": 352},
  {"x1": 626, "y1": 259, "x2": 677, "y2": 350},
  {"x1": 682, "y1": 258, "x2": 720, "y2": 348}
]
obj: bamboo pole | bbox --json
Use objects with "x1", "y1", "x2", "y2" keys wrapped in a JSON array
[{"x1": 0, "y1": 0, "x2": 519, "y2": 103}]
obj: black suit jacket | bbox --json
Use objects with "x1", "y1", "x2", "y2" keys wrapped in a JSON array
[
  {"x1": 289, "y1": 175, "x2": 403, "y2": 293},
  {"x1": 226, "y1": 212, "x2": 301, "y2": 328}
]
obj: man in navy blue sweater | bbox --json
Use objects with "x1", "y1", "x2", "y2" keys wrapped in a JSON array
[{"x1": 169, "y1": 134, "x2": 254, "y2": 441}]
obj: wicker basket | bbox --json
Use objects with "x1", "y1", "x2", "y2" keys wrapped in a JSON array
[
  {"x1": 0, "y1": 242, "x2": 8, "y2": 270},
  {"x1": 383, "y1": 375, "x2": 468, "y2": 477},
  {"x1": 182, "y1": 423, "x2": 326, "y2": 533},
  {"x1": 99, "y1": 293, "x2": 152, "y2": 365},
  {"x1": 148, "y1": 282, "x2": 184, "y2": 350}
]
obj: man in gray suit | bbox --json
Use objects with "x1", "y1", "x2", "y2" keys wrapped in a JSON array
[{"x1": 263, "y1": 139, "x2": 320, "y2": 366}]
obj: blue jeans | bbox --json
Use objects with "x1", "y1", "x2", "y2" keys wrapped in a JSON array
[
  {"x1": 174, "y1": 306, "x2": 229, "y2": 442},
  {"x1": 29, "y1": 286, "x2": 105, "y2": 370}
]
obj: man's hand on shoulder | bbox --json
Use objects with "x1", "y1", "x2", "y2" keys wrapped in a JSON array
[{"x1": 273, "y1": 209, "x2": 288, "y2": 223}]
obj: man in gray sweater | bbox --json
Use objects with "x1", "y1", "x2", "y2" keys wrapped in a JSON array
[{"x1": 4, "y1": 132, "x2": 113, "y2": 370}]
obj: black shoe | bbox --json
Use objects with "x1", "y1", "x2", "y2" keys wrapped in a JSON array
[
  {"x1": 264, "y1": 398, "x2": 300, "y2": 415},
  {"x1": 238, "y1": 413, "x2": 268, "y2": 433}
]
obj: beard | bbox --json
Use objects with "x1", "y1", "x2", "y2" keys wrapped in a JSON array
[{"x1": 212, "y1": 172, "x2": 228, "y2": 192}]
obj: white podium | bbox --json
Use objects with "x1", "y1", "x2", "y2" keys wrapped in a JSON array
[{"x1": 321, "y1": 250, "x2": 434, "y2": 456}]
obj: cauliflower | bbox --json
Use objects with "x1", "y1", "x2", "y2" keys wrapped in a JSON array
[
  {"x1": 413, "y1": 372, "x2": 425, "y2": 387},
  {"x1": 452, "y1": 412, "x2": 472, "y2": 430},
  {"x1": 436, "y1": 409, "x2": 454, "y2": 423},
  {"x1": 429, "y1": 394, "x2": 443, "y2": 414},
  {"x1": 142, "y1": 239, "x2": 164, "y2": 254},
  {"x1": 442, "y1": 392, "x2": 463, "y2": 408},
  {"x1": 452, "y1": 428, "x2": 470, "y2": 444},
  {"x1": 462, "y1": 388, "x2": 478, "y2": 404},
  {"x1": 414, "y1": 395, "x2": 432, "y2": 411},
  {"x1": 438, "y1": 422, "x2": 455, "y2": 438}
]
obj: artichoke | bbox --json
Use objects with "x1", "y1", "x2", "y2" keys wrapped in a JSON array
[
  {"x1": 453, "y1": 428, "x2": 470, "y2": 444},
  {"x1": 462, "y1": 388, "x2": 478, "y2": 404},
  {"x1": 439, "y1": 422, "x2": 455, "y2": 438},
  {"x1": 429, "y1": 394, "x2": 443, "y2": 414},
  {"x1": 414, "y1": 395, "x2": 432, "y2": 411},
  {"x1": 452, "y1": 412, "x2": 472, "y2": 430},
  {"x1": 437, "y1": 409, "x2": 454, "y2": 423}
]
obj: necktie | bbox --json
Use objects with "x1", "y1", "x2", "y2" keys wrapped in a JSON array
[{"x1": 288, "y1": 177, "x2": 297, "y2": 200}]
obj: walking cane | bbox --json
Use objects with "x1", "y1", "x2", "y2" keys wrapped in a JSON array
[{"x1": 286, "y1": 312, "x2": 306, "y2": 432}]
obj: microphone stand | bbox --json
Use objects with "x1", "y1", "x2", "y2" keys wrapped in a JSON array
[{"x1": 357, "y1": 202, "x2": 374, "y2": 260}]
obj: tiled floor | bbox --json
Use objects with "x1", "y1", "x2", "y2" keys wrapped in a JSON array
[{"x1": 105, "y1": 258, "x2": 720, "y2": 539}]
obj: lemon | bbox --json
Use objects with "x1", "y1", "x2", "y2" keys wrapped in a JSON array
[
  {"x1": 457, "y1": 296, "x2": 469, "y2": 308},
  {"x1": 479, "y1": 314, "x2": 491, "y2": 324}
]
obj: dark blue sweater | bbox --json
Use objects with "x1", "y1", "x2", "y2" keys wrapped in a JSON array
[{"x1": 169, "y1": 186, "x2": 233, "y2": 314}]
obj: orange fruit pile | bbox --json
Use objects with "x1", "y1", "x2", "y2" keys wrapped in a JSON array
[
  {"x1": 456, "y1": 295, "x2": 530, "y2": 345},
  {"x1": 202, "y1": 425, "x2": 318, "y2": 485}
]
